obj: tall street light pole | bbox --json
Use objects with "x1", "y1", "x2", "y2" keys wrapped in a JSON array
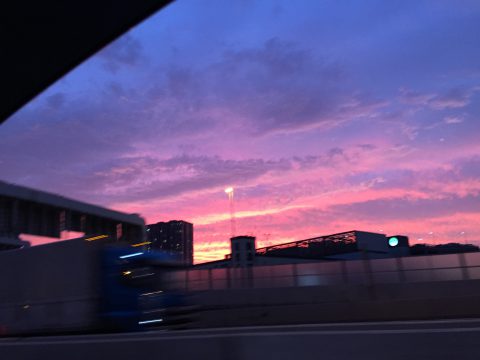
[{"x1": 225, "y1": 187, "x2": 236, "y2": 238}]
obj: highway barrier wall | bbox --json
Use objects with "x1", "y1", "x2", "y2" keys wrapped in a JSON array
[
  {"x1": 161, "y1": 252, "x2": 480, "y2": 327},
  {"x1": 191, "y1": 279, "x2": 480, "y2": 327}
]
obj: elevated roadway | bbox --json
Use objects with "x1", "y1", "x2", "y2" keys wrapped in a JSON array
[
  {"x1": 0, "y1": 180, "x2": 144, "y2": 242},
  {"x1": 1, "y1": 0, "x2": 172, "y2": 123}
]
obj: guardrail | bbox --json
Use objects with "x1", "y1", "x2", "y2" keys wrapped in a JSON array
[{"x1": 164, "y1": 252, "x2": 480, "y2": 292}]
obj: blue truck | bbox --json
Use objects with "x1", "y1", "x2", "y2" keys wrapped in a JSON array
[{"x1": 0, "y1": 237, "x2": 192, "y2": 335}]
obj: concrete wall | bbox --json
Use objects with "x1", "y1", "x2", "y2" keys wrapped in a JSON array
[{"x1": 191, "y1": 279, "x2": 480, "y2": 328}]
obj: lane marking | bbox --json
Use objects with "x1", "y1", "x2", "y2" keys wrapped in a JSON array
[
  {"x1": 3, "y1": 317, "x2": 480, "y2": 343},
  {"x1": 3, "y1": 326, "x2": 480, "y2": 346},
  {"x1": 166, "y1": 317, "x2": 480, "y2": 334}
]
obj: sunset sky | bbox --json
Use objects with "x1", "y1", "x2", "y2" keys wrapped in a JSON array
[{"x1": 1, "y1": 0, "x2": 480, "y2": 263}]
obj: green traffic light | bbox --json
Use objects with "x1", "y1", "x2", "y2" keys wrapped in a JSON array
[{"x1": 388, "y1": 237, "x2": 399, "y2": 247}]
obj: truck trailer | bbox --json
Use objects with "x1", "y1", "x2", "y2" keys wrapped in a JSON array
[{"x1": 0, "y1": 237, "x2": 189, "y2": 335}]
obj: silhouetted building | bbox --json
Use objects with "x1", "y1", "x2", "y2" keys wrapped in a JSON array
[
  {"x1": 257, "y1": 231, "x2": 410, "y2": 261},
  {"x1": 231, "y1": 236, "x2": 256, "y2": 267},
  {"x1": 195, "y1": 235, "x2": 316, "y2": 269},
  {"x1": 195, "y1": 230, "x2": 410, "y2": 269},
  {"x1": 410, "y1": 243, "x2": 479, "y2": 255},
  {"x1": 146, "y1": 220, "x2": 193, "y2": 266}
]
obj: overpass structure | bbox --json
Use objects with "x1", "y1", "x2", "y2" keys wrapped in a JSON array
[
  {"x1": 1, "y1": 0, "x2": 172, "y2": 124},
  {"x1": 0, "y1": 180, "x2": 145, "y2": 244}
]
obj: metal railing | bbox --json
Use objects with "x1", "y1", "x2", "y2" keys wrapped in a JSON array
[{"x1": 164, "y1": 252, "x2": 480, "y2": 292}]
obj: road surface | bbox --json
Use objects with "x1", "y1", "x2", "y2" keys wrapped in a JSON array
[{"x1": 2, "y1": 318, "x2": 480, "y2": 359}]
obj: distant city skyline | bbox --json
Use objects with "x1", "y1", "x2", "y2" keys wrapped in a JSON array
[{"x1": 1, "y1": 0, "x2": 480, "y2": 262}]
